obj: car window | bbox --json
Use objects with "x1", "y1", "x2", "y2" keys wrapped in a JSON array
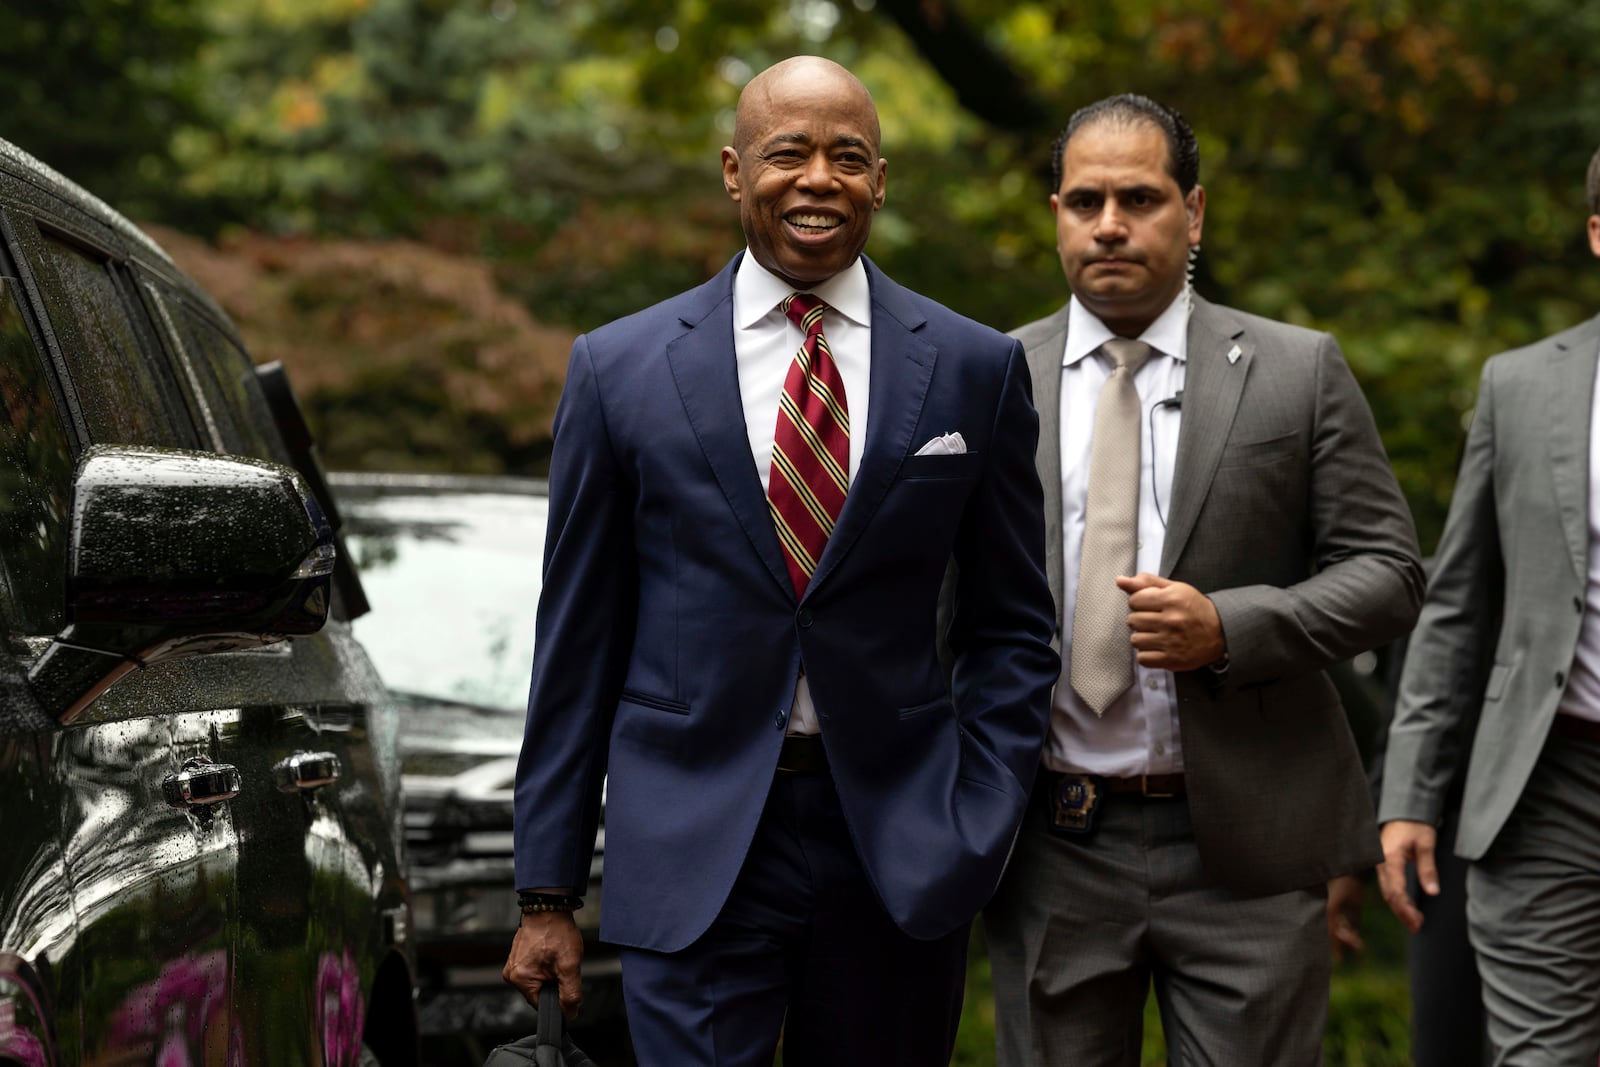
[
  {"x1": 342, "y1": 486, "x2": 546, "y2": 711},
  {"x1": 0, "y1": 276, "x2": 72, "y2": 636},
  {"x1": 145, "y1": 279, "x2": 288, "y2": 463},
  {"x1": 28, "y1": 230, "x2": 194, "y2": 448}
]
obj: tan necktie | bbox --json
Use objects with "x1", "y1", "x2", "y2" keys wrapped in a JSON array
[{"x1": 1071, "y1": 338, "x2": 1153, "y2": 715}]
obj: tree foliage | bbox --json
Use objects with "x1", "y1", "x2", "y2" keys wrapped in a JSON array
[
  {"x1": 980, "y1": 0, "x2": 1600, "y2": 544},
  {"x1": 11, "y1": 0, "x2": 1600, "y2": 544},
  {"x1": 539, "y1": 0, "x2": 1600, "y2": 545},
  {"x1": 0, "y1": 0, "x2": 210, "y2": 222},
  {"x1": 146, "y1": 223, "x2": 570, "y2": 475}
]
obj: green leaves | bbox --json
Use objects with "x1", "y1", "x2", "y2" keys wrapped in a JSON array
[
  {"x1": 0, "y1": 0, "x2": 209, "y2": 221},
  {"x1": 15, "y1": 0, "x2": 1598, "y2": 531}
]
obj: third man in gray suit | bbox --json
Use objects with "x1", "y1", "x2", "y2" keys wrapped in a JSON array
[
  {"x1": 1378, "y1": 142, "x2": 1600, "y2": 1065},
  {"x1": 983, "y1": 93, "x2": 1424, "y2": 1065}
]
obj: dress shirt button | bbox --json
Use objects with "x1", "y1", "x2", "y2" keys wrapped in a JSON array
[
  {"x1": 1137, "y1": 538, "x2": 1144, "y2": 550},
  {"x1": 774, "y1": 709, "x2": 787, "y2": 729},
  {"x1": 1556, "y1": 671, "x2": 1566, "y2": 689},
  {"x1": 797, "y1": 609, "x2": 814, "y2": 629},
  {"x1": 1154, "y1": 742, "x2": 1166, "y2": 756},
  {"x1": 1145, "y1": 676, "x2": 1160, "y2": 690}
]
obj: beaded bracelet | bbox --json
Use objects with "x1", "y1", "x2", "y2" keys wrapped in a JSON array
[{"x1": 518, "y1": 892, "x2": 585, "y2": 914}]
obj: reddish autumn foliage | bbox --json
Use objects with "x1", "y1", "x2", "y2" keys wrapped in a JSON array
[{"x1": 147, "y1": 224, "x2": 573, "y2": 473}]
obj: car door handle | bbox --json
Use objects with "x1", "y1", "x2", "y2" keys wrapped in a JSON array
[
  {"x1": 274, "y1": 751, "x2": 342, "y2": 793},
  {"x1": 163, "y1": 757, "x2": 243, "y2": 808}
]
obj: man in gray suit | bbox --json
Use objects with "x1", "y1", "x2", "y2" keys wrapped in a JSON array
[
  {"x1": 983, "y1": 93, "x2": 1423, "y2": 1064},
  {"x1": 1378, "y1": 144, "x2": 1600, "y2": 1064}
]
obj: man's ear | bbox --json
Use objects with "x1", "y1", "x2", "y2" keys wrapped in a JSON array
[
  {"x1": 1186, "y1": 185, "x2": 1206, "y2": 246},
  {"x1": 721, "y1": 147, "x2": 742, "y2": 202},
  {"x1": 1588, "y1": 214, "x2": 1600, "y2": 258}
]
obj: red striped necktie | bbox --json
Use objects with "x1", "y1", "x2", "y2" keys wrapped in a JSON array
[{"x1": 768, "y1": 293, "x2": 850, "y2": 598}]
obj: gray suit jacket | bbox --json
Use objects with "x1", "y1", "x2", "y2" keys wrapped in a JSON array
[
  {"x1": 1015, "y1": 295, "x2": 1424, "y2": 895},
  {"x1": 1380, "y1": 314, "x2": 1600, "y2": 859}
]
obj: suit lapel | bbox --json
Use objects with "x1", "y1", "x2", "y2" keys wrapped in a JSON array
[
  {"x1": 1020, "y1": 307, "x2": 1069, "y2": 614},
  {"x1": 1546, "y1": 316, "x2": 1600, "y2": 580},
  {"x1": 1160, "y1": 297, "x2": 1253, "y2": 575},
  {"x1": 665, "y1": 254, "x2": 794, "y2": 599},
  {"x1": 805, "y1": 260, "x2": 937, "y2": 598}
]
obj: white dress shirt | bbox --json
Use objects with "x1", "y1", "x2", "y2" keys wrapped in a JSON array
[
  {"x1": 1046, "y1": 290, "x2": 1190, "y2": 776},
  {"x1": 1556, "y1": 347, "x2": 1600, "y2": 725},
  {"x1": 732, "y1": 252, "x2": 873, "y2": 735}
]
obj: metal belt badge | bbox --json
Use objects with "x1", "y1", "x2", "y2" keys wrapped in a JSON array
[{"x1": 1049, "y1": 773, "x2": 1101, "y2": 837}]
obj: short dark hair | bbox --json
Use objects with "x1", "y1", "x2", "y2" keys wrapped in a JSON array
[
  {"x1": 1050, "y1": 94, "x2": 1199, "y2": 196},
  {"x1": 1588, "y1": 143, "x2": 1600, "y2": 216}
]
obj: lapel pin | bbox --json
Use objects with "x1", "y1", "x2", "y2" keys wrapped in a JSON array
[{"x1": 1227, "y1": 344, "x2": 1242, "y2": 365}]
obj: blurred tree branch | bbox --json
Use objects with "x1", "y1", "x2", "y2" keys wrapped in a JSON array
[{"x1": 872, "y1": 0, "x2": 1050, "y2": 132}]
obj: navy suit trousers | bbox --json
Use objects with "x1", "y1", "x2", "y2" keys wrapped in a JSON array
[{"x1": 619, "y1": 769, "x2": 970, "y2": 1066}]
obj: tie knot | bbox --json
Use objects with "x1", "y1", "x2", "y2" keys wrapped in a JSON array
[
  {"x1": 1101, "y1": 338, "x2": 1153, "y2": 375},
  {"x1": 783, "y1": 292, "x2": 828, "y2": 336}
]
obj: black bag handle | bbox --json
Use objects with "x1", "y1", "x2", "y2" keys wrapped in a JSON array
[{"x1": 536, "y1": 985, "x2": 564, "y2": 1067}]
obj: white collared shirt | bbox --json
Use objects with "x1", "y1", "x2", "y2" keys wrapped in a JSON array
[
  {"x1": 1046, "y1": 290, "x2": 1190, "y2": 776},
  {"x1": 1557, "y1": 347, "x2": 1600, "y2": 725},
  {"x1": 733, "y1": 251, "x2": 873, "y2": 735}
]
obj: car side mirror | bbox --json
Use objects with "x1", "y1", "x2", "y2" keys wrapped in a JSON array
[{"x1": 28, "y1": 446, "x2": 337, "y2": 722}]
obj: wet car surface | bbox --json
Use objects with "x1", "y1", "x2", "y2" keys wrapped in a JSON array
[
  {"x1": 331, "y1": 472, "x2": 628, "y2": 1065},
  {"x1": 0, "y1": 136, "x2": 416, "y2": 1066}
]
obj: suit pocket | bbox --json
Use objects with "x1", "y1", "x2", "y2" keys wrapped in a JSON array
[
  {"x1": 614, "y1": 691, "x2": 691, "y2": 755},
  {"x1": 1217, "y1": 431, "x2": 1299, "y2": 470},
  {"x1": 618, "y1": 689, "x2": 690, "y2": 715},
  {"x1": 898, "y1": 695, "x2": 952, "y2": 721},
  {"x1": 899, "y1": 451, "x2": 983, "y2": 481},
  {"x1": 954, "y1": 723, "x2": 1022, "y2": 797}
]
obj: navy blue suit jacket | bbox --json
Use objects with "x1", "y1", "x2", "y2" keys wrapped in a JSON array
[{"x1": 513, "y1": 254, "x2": 1059, "y2": 950}]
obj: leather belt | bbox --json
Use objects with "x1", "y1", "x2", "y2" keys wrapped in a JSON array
[
  {"x1": 1552, "y1": 713, "x2": 1600, "y2": 746},
  {"x1": 1099, "y1": 772, "x2": 1185, "y2": 797},
  {"x1": 1042, "y1": 767, "x2": 1185, "y2": 799},
  {"x1": 777, "y1": 733, "x2": 829, "y2": 775}
]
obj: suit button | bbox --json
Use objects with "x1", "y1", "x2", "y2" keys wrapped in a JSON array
[
  {"x1": 774, "y1": 709, "x2": 787, "y2": 729},
  {"x1": 1557, "y1": 672, "x2": 1567, "y2": 689},
  {"x1": 1577, "y1": 597, "x2": 1585, "y2": 614},
  {"x1": 797, "y1": 609, "x2": 814, "y2": 628}
]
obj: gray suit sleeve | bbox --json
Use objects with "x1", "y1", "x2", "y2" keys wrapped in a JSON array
[
  {"x1": 1378, "y1": 360, "x2": 1502, "y2": 826},
  {"x1": 1206, "y1": 333, "x2": 1425, "y2": 684}
]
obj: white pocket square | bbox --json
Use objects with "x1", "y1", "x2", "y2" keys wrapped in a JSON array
[{"x1": 914, "y1": 431, "x2": 967, "y2": 456}]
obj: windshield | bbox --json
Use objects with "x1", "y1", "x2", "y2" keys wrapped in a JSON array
[{"x1": 340, "y1": 482, "x2": 546, "y2": 712}]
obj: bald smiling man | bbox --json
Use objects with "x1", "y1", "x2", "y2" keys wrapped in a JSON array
[{"x1": 501, "y1": 57, "x2": 1058, "y2": 1065}]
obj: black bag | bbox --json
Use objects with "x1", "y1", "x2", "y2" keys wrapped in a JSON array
[{"x1": 482, "y1": 986, "x2": 596, "y2": 1067}]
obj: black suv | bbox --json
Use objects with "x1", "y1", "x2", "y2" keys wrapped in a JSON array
[{"x1": 0, "y1": 139, "x2": 416, "y2": 1064}]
